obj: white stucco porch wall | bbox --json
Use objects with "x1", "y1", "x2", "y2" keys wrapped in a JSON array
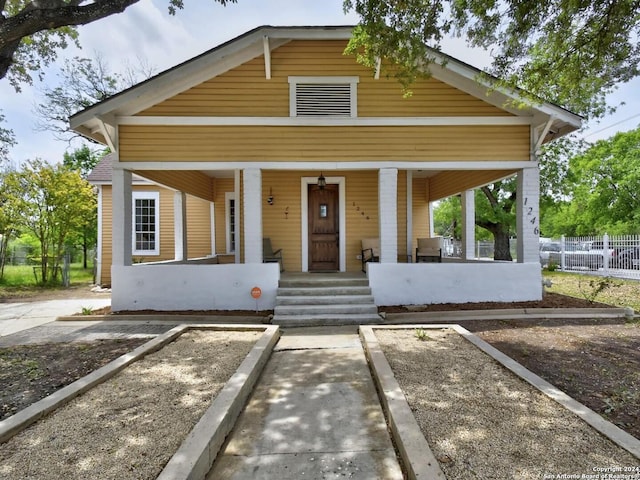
[
  {"x1": 111, "y1": 264, "x2": 279, "y2": 311},
  {"x1": 368, "y1": 262, "x2": 543, "y2": 305}
]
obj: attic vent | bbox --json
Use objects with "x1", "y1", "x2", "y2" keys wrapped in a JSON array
[
  {"x1": 296, "y1": 84, "x2": 351, "y2": 116},
  {"x1": 289, "y1": 76, "x2": 358, "y2": 118}
]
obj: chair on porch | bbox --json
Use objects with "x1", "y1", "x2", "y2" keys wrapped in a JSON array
[
  {"x1": 263, "y1": 238, "x2": 284, "y2": 272},
  {"x1": 416, "y1": 237, "x2": 443, "y2": 263},
  {"x1": 361, "y1": 238, "x2": 380, "y2": 272}
]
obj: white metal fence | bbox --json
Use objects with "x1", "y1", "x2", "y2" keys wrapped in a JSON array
[
  {"x1": 442, "y1": 238, "x2": 519, "y2": 260},
  {"x1": 541, "y1": 234, "x2": 640, "y2": 279}
]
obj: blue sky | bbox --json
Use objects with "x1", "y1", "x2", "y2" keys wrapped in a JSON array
[{"x1": 1, "y1": 0, "x2": 639, "y2": 165}]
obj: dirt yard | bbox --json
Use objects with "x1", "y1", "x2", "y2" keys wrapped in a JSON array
[
  {"x1": 464, "y1": 317, "x2": 640, "y2": 440},
  {"x1": 1, "y1": 290, "x2": 638, "y2": 446},
  {"x1": 0, "y1": 339, "x2": 148, "y2": 421}
]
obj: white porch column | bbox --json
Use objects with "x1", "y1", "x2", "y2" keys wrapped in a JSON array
[
  {"x1": 516, "y1": 167, "x2": 540, "y2": 263},
  {"x1": 243, "y1": 168, "x2": 262, "y2": 263},
  {"x1": 461, "y1": 189, "x2": 475, "y2": 260},
  {"x1": 174, "y1": 191, "x2": 188, "y2": 261},
  {"x1": 379, "y1": 168, "x2": 398, "y2": 263},
  {"x1": 406, "y1": 171, "x2": 413, "y2": 259},
  {"x1": 234, "y1": 169, "x2": 241, "y2": 264},
  {"x1": 209, "y1": 202, "x2": 216, "y2": 256},
  {"x1": 112, "y1": 168, "x2": 132, "y2": 267}
]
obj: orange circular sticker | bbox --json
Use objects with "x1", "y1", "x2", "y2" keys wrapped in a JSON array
[{"x1": 251, "y1": 287, "x2": 262, "y2": 299}]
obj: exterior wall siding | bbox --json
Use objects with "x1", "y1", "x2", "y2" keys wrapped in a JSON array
[
  {"x1": 213, "y1": 178, "x2": 235, "y2": 255},
  {"x1": 344, "y1": 171, "x2": 379, "y2": 272},
  {"x1": 108, "y1": 37, "x2": 533, "y2": 277},
  {"x1": 185, "y1": 194, "x2": 213, "y2": 258},
  {"x1": 101, "y1": 185, "x2": 113, "y2": 286},
  {"x1": 412, "y1": 177, "x2": 431, "y2": 255},
  {"x1": 262, "y1": 171, "x2": 303, "y2": 271},
  {"x1": 261, "y1": 170, "x2": 413, "y2": 272},
  {"x1": 139, "y1": 40, "x2": 510, "y2": 118},
  {"x1": 119, "y1": 125, "x2": 530, "y2": 162},
  {"x1": 99, "y1": 185, "x2": 213, "y2": 286},
  {"x1": 396, "y1": 171, "x2": 408, "y2": 261}
]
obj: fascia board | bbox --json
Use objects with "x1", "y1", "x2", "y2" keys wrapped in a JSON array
[
  {"x1": 264, "y1": 26, "x2": 353, "y2": 40},
  {"x1": 428, "y1": 54, "x2": 582, "y2": 129}
]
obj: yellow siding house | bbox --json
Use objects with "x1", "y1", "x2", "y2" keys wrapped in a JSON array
[{"x1": 73, "y1": 26, "x2": 581, "y2": 312}]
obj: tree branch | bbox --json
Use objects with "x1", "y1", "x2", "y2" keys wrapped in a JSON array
[
  {"x1": 0, "y1": 0, "x2": 140, "y2": 79},
  {"x1": 1, "y1": 1, "x2": 140, "y2": 43}
]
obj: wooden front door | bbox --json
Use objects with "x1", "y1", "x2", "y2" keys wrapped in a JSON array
[{"x1": 308, "y1": 184, "x2": 339, "y2": 271}]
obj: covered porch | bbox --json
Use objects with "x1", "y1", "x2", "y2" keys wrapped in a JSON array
[{"x1": 109, "y1": 163, "x2": 543, "y2": 312}]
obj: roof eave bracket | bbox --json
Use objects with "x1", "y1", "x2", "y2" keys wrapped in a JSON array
[
  {"x1": 534, "y1": 115, "x2": 557, "y2": 153},
  {"x1": 263, "y1": 35, "x2": 271, "y2": 80},
  {"x1": 97, "y1": 116, "x2": 118, "y2": 153}
]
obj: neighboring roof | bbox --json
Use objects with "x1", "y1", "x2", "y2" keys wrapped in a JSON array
[
  {"x1": 86, "y1": 153, "x2": 116, "y2": 183},
  {"x1": 70, "y1": 25, "x2": 582, "y2": 145},
  {"x1": 87, "y1": 153, "x2": 149, "y2": 185}
]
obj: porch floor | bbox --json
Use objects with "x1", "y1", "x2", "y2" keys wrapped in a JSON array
[{"x1": 280, "y1": 271, "x2": 367, "y2": 280}]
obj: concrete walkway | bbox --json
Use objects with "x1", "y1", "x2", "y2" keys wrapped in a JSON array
[
  {"x1": 207, "y1": 326, "x2": 404, "y2": 479},
  {"x1": 0, "y1": 298, "x2": 111, "y2": 337}
]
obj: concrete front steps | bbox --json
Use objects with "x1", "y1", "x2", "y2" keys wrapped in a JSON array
[{"x1": 271, "y1": 274, "x2": 382, "y2": 326}]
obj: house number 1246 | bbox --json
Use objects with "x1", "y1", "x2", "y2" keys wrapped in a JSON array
[{"x1": 524, "y1": 197, "x2": 539, "y2": 235}]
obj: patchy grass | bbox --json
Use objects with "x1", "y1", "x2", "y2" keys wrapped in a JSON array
[
  {"x1": 0, "y1": 264, "x2": 95, "y2": 300},
  {"x1": 544, "y1": 271, "x2": 640, "y2": 311}
]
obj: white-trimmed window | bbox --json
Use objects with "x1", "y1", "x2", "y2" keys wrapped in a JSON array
[
  {"x1": 132, "y1": 191, "x2": 160, "y2": 255},
  {"x1": 289, "y1": 76, "x2": 358, "y2": 117},
  {"x1": 225, "y1": 192, "x2": 236, "y2": 254}
]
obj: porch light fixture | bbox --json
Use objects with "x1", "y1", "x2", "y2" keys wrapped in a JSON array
[
  {"x1": 317, "y1": 172, "x2": 326, "y2": 190},
  {"x1": 267, "y1": 187, "x2": 274, "y2": 205}
]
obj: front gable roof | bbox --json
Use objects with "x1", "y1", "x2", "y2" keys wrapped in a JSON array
[{"x1": 70, "y1": 25, "x2": 581, "y2": 146}]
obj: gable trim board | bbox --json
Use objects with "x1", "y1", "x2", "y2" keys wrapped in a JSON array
[
  {"x1": 113, "y1": 161, "x2": 535, "y2": 171},
  {"x1": 117, "y1": 116, "x2": 532, "y2": 127}
]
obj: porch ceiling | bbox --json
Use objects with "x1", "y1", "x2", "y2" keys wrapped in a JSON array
[
  {"x1": 132, "y1": 170, "x2": 218, "y2": 202},
  {"x1": 428, "y1": 169, "x2": 517, "y2": 202},
  {"x1": 133, "y1": 167, "x2": 510, "y2": 204}
]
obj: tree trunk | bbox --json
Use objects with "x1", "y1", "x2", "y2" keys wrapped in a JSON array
[
  {"x1": 0, "y1": 234, "x2": 8, "y2": 279},
  {"x1": 492, "y1": 230, "x2": 512, "y2": 261},
  {"x1": 83, "y1": 232, "x2": 88, "y2": 269},
  {"x1": 477, "y1": 221, "x2": 513, "y2": 261}
]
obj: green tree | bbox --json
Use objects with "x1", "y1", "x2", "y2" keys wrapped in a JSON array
[
  {"x1": 568, "y1": 127, "x2": 640, "y2": 234},
  {"x1": 0, "y1": 166, "x2": 21, "y2": 278},
  {"x1": 63, "y1": 145, "x2": 101, "y2": 269},
  {"x1": 3, "y1": 159, "x2": 96, "y2": 284},
  {"x1": 343, "y1": 1, "x2": 639, "y2": 260},
  {"x1": 63, "y1": 144, "x2": 103, "y2": 177},
  {"x1": 432, "y1": 188, "x2": 512, "y2": 259},
  {"x1": 433, "y1": 195, "x2": 461, "y2": 239},
  {"x1": 475, "y1": 181, "x2": 517, "y2": 260},
  {"x1": 0, "y1": 111, "x2": 16, "y2": 165},
  {"x1": 0, "y1": 1, "x2": 234, "y2": 90},
  {"x1": 538, "y1": 136, "x2": 587, "y2": 209},
  {"x1": 537, "y1": 136, "x2": 587, "y2": 238},
  {"x1": 537, "y1": 127, "x2": 640, "y2": 237},
  {"x1": 344, "y1": 0, "x2": 640, "y2": 119}
]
